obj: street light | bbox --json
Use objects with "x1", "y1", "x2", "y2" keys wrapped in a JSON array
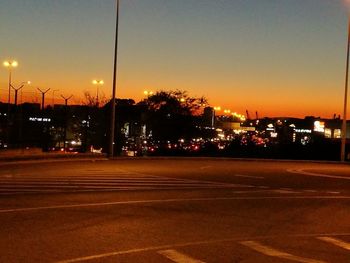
[
  {"x1": 143, "y1": 90, "x2": 154, "y2": 96},
  {"x1": 92, "y1": 79, "x2": 104, "y2": 107},
  {"x1": 109, "y1": 0, "x2": 120, "y2": 158},
  {"x1": 10, "y1": 81, "x2": 31, "y2": 105},
  {"x1": 3, "y1": 60, "x2": 18, "y2": 105}
]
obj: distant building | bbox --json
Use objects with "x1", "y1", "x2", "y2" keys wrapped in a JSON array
[{"x1": 203, "y1": 107, "x2": 215, "y2": 127}]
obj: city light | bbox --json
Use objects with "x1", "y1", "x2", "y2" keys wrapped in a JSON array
[
  {"x1": 144, "y1": 90, "x2": 154, "y2": 96},
  {"x1": 92, "y1": 79, "x2": 104, "y2": 85},
  {"x1": 3, "y1": 60, "x2": 18, "y2": 68}
]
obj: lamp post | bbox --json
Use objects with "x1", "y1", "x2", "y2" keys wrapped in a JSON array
[
  {"x1": 11, "y1": 81, "x2": 30, "y2": 106},
  {"x1": 109, "y1": 0, "x2": 120, "y2": 158},
  {"x1": 92, "y1": 79, "x2": 104, "y2": 107},
  {"x1": 61, "y1": 95, "x2": 73, "y2": 152},
  {"x1": 3, "y1": 60, "x2": 18, "y2": 104},
  {"x1": 37, "y1": 88, "x2": 51, "y2": 110},
  {"x1": 341, "y1": 16, "x2": 350, "y2": 162}
]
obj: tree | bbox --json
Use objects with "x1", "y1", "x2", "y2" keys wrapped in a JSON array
[{"x1": 139, "y1": 90, "x2": 208, "y2": 141}]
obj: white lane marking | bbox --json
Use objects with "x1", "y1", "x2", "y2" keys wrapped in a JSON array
[
  {"x1": 325, "y1": 191, "x2": 340, "y2": 194},
  {"x1": 234, "y1": 174, "x2": 264, "y2": 179},
  {"x1": 273, "y1": 189, "x2": 300, "y2": 194},
  {"x1": 56, "y1": 233, "x2": 344, "y2": 263},
  {"x1": 303, "y1": 190, "x2": 318, "y2": 193},
  {"x1": 158, "y1": 249, "x2": 205, "y2": 263},
  {"x1": 287, "y1": 169, "x2": 350, "y2": 180},
  {"x1": 257, "y1": 186, "x2": 269, "y2": 189},
  {"x1": 54, "y1": 233, "x2": 349, "y2": 263},
  {"x1": 240, "y1": 241, "x2": 327, "y2": 263},
  {"x1": 2, "y1": 195, "x2": 350, "y2": 213},
  {"x1": 317, "y1": 236, "x2": 350, "y2": 250}
]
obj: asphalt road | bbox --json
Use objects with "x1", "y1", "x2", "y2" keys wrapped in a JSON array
[{"x1": 0, "y1": 158, "x2": 350, "y2": 263}]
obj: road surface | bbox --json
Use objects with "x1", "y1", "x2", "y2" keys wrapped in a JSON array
[{"x1": 0, "y1": 158, "x2": 350, "y2": 262}]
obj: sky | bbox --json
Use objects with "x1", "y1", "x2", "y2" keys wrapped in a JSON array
[{"x1": 0, "y1": 0, "x2": 349, "y2": 118}]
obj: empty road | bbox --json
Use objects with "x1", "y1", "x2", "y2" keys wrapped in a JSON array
[{"x1": 0, "y1": 158, "x2": 350, "y2": 263}]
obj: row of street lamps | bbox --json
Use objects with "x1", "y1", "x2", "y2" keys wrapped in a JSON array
[{"x1": 3, "y1": 60, "x2": 105, "y2": 108}]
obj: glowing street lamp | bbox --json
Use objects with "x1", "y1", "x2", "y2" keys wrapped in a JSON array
[
  {"x1": 214, "y1": 106, "x2": 221, "y2": 111},
  {"x1": 3, "y1": 60, "x2": 18, "y2": 104},
  {"x1": 143, "y1": 90, "x2": 154, "y2": 96},
  {"x1": 92, "y1": 79, "x2": 104, "y2": 107}
]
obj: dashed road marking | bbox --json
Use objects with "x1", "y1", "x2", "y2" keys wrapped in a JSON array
[
  {"x1": 274, "y1": 189, "x2": 300, "y2": 194},
  {"x1": 158, "y1": 249, "x2": 205, "y2": 263},
  {"x1": 54, "y1": 233, "x2": 350, "y2": 263},
  {"x1": 287, "y1": 169, "x2": 350, "y2": 180},
  {"x1": 240, "y1": 240, "x2": 327, "y2": 263},
  {"x1": 234, "y1": 174, "x2": 264, "y2": 179},
  {"x1": 317, "y1": 236, "x2": 350, "y2": 251}
]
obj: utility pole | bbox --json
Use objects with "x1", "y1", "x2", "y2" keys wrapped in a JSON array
[
  {"x1": 61, "y1": 95, "x2": 73, "y2": 151},
  {"x1": 37, "y1": 88, "x2": 50, "y2": 110},
  {"x1": 341, "y1": 17, "x2": 350, "y2": 162}
]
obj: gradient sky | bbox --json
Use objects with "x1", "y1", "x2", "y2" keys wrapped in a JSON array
[{"x1": 0, "y1": 0, "x2": 349, "y2": 118}]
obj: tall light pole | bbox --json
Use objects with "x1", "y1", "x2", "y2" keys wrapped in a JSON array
[
  {"x1": 11, "y1": 81, "x2": 30, "y2": 106},
  {"x1": 3, "y1": 60, "x2": 18, "y2": 104},
  {"x1": 61, "y1": 95, "x2": 73, "y2": 151},
  {"x1": 92, "y1": 79, "x2": 104, "y2": 107},
  {"x1": 341, "y1": 15, "x2": 350, "y2": 162},
  {"x1": 109, "y1": 0, "x2": 120, "y2": 158},
  {"x1": 37, "y1": 88, "x2": 50, "y2": 110}
]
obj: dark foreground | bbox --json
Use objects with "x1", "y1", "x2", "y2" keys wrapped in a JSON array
[{"x1": 0, "y1": 158, "x2": 350, "y2": 262}]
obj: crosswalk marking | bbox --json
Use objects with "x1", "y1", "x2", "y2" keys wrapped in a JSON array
[
  {"x1": 317, "y1": 236, "x2": 350, "y2": 251},
  {"x1": 0, "y1": 172, "x2": 252, "y2": 195},
  {"x1": 158, "y1": 249, "x2": 206, "y2": 263},
  {"x1": 240, "y1": 241, "x2": 327, "y2": 263}
]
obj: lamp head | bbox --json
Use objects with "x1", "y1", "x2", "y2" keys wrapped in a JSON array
[{"x1": 3, "y1": 60, "x2": 18, "y2": 68}]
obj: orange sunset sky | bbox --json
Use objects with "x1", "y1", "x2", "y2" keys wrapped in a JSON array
[{"x1": 1, "y1": 0, "x2": 350, "y2": 118}]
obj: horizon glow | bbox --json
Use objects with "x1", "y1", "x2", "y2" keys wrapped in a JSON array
[{"x1": 0, "y1": 0, "x2": 349, "y2": 118}]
